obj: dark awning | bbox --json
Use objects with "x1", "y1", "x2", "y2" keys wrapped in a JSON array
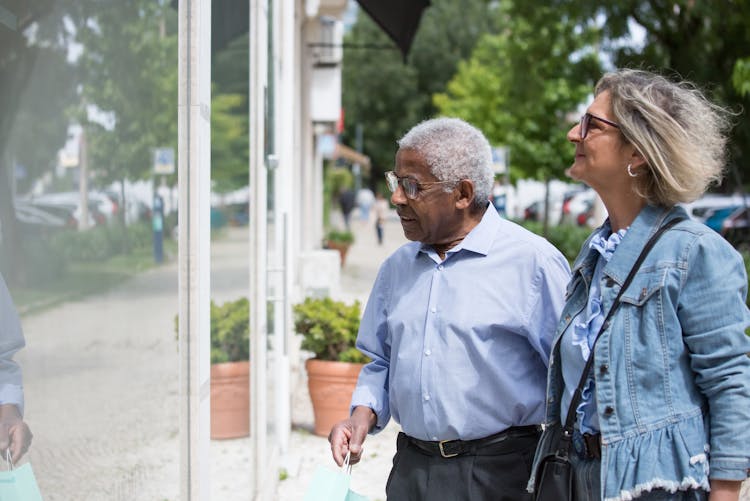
[{"x1": 354, "y1": 0, "x2": 430, "y2": 60}]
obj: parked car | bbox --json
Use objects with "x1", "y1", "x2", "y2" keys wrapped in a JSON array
[
  {"x1": 721, "y1": 206, "x2": 750, "y2": 250},
  {"x1": 14, "y1": 200, "x2": 70, "y2": 228},
  {"x1": 680, "y1": 194, "x2": 746, "y2": 223},
  {"x1": 562, "y1": 189, "x2": 596, "y2": 227}
]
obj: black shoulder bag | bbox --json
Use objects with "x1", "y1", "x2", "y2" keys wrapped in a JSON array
[{"x1": 533, "y1": 217, "x2": 685, "y2": 501}]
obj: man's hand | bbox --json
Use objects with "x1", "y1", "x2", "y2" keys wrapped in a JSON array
[
  {"x1": 0, "y1": 404, "x2": 32, "y2": 463},
  {"x1": 328, "y1": 406, "x2": 376, "y2": 466}
]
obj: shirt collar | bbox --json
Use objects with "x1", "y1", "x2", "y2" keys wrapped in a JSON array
[{"x1": 417, "y1": 204, "x2": 498, "y2": 258}]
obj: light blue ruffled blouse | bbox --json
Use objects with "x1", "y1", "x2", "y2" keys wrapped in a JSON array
[{"x1": 560, "y1": 223, "x2": 627, "y2": 434}]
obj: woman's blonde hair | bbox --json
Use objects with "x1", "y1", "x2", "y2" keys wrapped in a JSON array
[{"x1": 596, "y1": 69, "x2": 733, "y2": 206}]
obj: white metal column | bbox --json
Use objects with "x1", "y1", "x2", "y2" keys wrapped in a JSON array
[
  {"x1": 272, "y1": 0, "x2": 295, "y2": 455},
  {"x1": 177, "y1": 0, "x2": 211, "y2": 499},
  {"x1": 250, "y1": 0, "x2": 271, "y2": 498}
]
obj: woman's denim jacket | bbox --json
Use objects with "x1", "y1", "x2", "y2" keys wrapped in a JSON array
[{"x1": 528, "y1": 205, "x2": 750, "y2": 500}]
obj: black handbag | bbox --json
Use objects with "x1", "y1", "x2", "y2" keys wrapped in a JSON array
[{"x1": 533, "y1": 216, "x2": 685, "y2": 501}]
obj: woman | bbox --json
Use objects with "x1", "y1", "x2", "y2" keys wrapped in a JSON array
[{"x1": 529, "y1": 68, "x2": 750, "y2": 500}]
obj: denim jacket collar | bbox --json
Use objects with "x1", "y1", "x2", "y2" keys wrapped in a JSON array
[{"x1": 572, "y1": 204, "x2": 686, "y2": 287}]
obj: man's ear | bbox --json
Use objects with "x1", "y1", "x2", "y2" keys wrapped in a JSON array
[{"x1": 454, "y1": 180, "x2": 475, "y2": 210}]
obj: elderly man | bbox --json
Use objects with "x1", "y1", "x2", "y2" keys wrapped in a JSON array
[{"x1": 328, "y1": 117, "x2": 571, "y2": 500}]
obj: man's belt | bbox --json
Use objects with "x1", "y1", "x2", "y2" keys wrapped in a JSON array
[{"x1": 404, "y1": 425, "x2": 541, "y2": 458}]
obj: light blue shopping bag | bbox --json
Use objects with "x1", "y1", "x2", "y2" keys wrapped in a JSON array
[
  {"x1": 0, "y1": 462, "x2": 44, "y2": 501},
  {"x1": 303, "y1": 453, "x2": 368, "y2": 501}
]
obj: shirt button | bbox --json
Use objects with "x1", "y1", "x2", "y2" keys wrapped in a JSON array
[
  {"x1": 432, "y1": 436, "x2": 438, "y2": 440},
  {"x1": 424, "y1": 349, "x2": 431, "y2": 356},
  {"x1": 438, "y1": 265, "x2": 444, "y2": 271},
  {"x1": 604, "y1": 406, "x2": 615, "y2": 416},
  {"x1": 424, "y1": 394, "x2": 430, "y2": 401},
  {"x1": 430, "y1": 307, "x2": 437, "y2": 313}
]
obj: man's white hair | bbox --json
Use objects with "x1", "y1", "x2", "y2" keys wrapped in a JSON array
[{"x1": 398, "y1": 117, "x2": 494, "y2": 208}]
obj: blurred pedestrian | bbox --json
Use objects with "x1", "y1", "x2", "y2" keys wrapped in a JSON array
[
  {"x1": 0, "y1": 273, "x2": 33, "y2": 462},
  {"x1": 373, "y1": 191, "x2": 388, "y2": 245},
  {"x1": 338, "y1": 188, "x2": 356, "y2": 231},
  {"x1": 529, "y1": 69, "x2": 750, "y2": 501},
  {"x1": 329, "y1": 117, "x2": 571, "y2": 500},
  {"x1": 357, "y1": 187, "x2": 375, "y2": 223}
]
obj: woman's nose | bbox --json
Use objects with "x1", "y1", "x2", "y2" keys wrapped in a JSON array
[{"x1": 567, "y1": 123, "x2": 581, "y2": 143}]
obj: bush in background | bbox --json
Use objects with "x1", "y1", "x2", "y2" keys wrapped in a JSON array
[{"x1": 518, "y1": 221, "x2": 591, "y2": 264}]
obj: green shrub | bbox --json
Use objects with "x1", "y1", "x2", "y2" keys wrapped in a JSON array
[
  {"x1": 210, "y1": 297, "x2": 250, "y2": 364},
  {"x1": 293, "y1": 296, "x2": 369, "y2": 363},
  {"x1": 518, "y1": 221, "x2": 591, "y2": 264},
  {"x1": 49, "y1": 221, "x2": 153, "y2": 262},
  {"x1": 325, "y1": 229, "x2": 354, "y2": 245}
]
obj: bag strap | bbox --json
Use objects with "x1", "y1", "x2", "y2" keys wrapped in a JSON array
[{"x1": 555, "y1": 216, "x2": 686, "y2": 455}]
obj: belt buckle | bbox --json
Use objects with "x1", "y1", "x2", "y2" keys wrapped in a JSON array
[{"x1": 438, "y1": 439, "x2": 459, "y2": 458}]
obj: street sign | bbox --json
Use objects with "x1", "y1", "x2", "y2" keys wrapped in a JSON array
[
  {"x1": 154, "y1": 147, "x2": 175, "y2": 175},
  {"x1": 492, "y1": 146, "x2": 508, "y2": 174}
]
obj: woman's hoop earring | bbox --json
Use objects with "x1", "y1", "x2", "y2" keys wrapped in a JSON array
[{"x1": 627, "y1": 163, "x2": 638, "y2": 177}]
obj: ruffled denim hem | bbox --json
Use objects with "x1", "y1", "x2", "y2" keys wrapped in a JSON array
[{"x1": 602, "y1": 413, "x2": 710, "y2": 501}]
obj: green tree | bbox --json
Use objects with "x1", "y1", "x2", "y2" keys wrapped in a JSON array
[
  {"x1": 211, "y1": 34, "x2": 249, "y2": 194},
  {"x1": 560, "y1": 1, "x2": 750, "y2": 189},
  {"x1": 211, "y1": 93, "x2": 249, "y2": 193},
  {"x1": 434, "y1": 2, "x2": 601, "y2": 182},
  {"x1": 74, "y1": 1, "x2": 178, "y2": 189},
  {"x1": 341, "y1": 0, "x2": 497, "y2": 185},
  {"x1": 0, "y1": 2, "x2": 77, "y2": 283}
]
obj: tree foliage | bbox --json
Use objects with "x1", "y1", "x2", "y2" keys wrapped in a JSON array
[
  {"x1": 211, "y1": 34, "x2": 249, "y2": 193},
  {"x1": 434, "y1": 2, "x2": 601, "y2": 181},
  {"x1": 74, "y1": 0, "x2": 178, "y2": 186},
  {"x1": 341, "y1": 0, "x2": 497, "y2": 184},
  {"x1": 558, "y1": 0, "x2": 750, "y2": 188},
  {"x1": 0, "y1": 1, "x2": 76, "y2": 282}
]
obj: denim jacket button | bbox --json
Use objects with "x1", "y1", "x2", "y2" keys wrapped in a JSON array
[
  {"x1": 604, "y1": 406, "x2": 615, "y2": 416},
  {"x1": 599, "y1": 364, "x2": 609, "y2": 374},
  {"x1": 605, "y1": 278, "x2": 615, "y2": 288}
]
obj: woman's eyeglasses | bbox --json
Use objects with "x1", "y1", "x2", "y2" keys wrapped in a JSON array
[
  {"x1": 384, "y1": 171, "x2": 455, "y2": 200},
  {"x1": 579, "y1": 112, "x2": 620, "y2": 139}
]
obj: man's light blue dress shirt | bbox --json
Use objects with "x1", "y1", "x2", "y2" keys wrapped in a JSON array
[
  {"x1": 0, "y1": 275, "x2": 25, "y2": 415},
  {"x1": 350, "y1": 207, "x2": 571, "y2": 441}
]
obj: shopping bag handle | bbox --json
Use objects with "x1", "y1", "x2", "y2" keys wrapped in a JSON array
[{"x1": 342, "y1": 451, "x2": 353, "y2": 476}]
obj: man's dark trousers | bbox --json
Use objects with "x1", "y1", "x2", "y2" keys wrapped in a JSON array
[{"x1": 385, "y1": 427, "x2": 541, "y2": 501}]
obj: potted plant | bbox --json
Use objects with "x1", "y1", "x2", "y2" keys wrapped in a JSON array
[
  {"x1": 209, "y1": 297, "x2": 250, "y2": 439},
  {"x1": 293, "y1": 296, "x2": 369, "y2": 436},
  {"x1": 323, "y1": 229, "x2": 355, "y2": 266}
]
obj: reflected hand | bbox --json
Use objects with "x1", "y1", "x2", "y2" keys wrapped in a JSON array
[{"x1": 0, "y1": 404, "x2": 32, "y2": 463}]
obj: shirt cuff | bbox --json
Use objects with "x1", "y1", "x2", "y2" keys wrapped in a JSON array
[{"x1": 0, "y1": 385, "x2": 24, "y2": 417}]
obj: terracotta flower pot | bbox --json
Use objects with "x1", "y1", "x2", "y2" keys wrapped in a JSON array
[
  {"x1": 210, "y1": 360, "x2": 250, "y2": 439},
  {"x1": 306, "y1": 358, "x2": 364, "y2": 437},
  {"x1": 325, "y1": 241, "x2": 350, "y2": 266}
]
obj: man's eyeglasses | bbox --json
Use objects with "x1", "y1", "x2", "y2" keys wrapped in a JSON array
[
  {"x1": 384, "y1": 171, "x2": 455, "y2": 200},
  {"x1": 579, "y1": 112, "x2": 620, "y2": 139}
]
